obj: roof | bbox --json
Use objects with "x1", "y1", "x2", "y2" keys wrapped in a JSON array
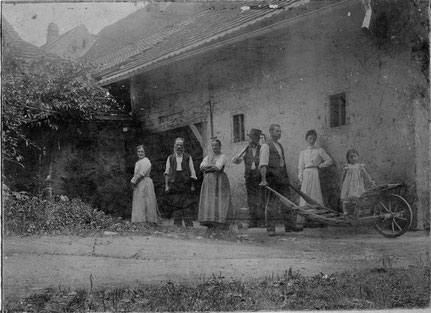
[
  {"x1": 41, "y1": 24, "x2": 95, "y2": 50},
  {"x1": 82, "y1": 2, "x2": 208, "y2": 62},
  {"x1": 1, "y1": 16, "x2": 60, "y2": 61},
  {"x1": 91, "y1": 0, "x2": 312, "y2": 85}
]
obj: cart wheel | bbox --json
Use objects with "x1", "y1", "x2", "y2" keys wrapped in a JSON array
[{"x1": 373, "y1": 194, "x2": 413, "y2": 238}]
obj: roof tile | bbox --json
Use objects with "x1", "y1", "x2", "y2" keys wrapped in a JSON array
[
  {"x1": 93, "y1": 0, "x2": 307, "y2": 83},
  {"x1": 2, "y1": 16, "x2": 60, "y2": 61}
]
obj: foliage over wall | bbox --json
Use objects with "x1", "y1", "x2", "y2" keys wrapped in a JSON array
[
  {"x1": 1, "y1": 45, "x2": 120, "y2": 172},
  {"x1": 2, "y1": 36, "x2": 130, "y2": 217}
]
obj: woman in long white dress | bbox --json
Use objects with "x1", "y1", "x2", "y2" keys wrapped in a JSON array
[
  {"x1": 131, "y1": 145, "x2": 160, "y2": 224},
  {"x1": 298, "y1": 130, "x2": 333, "y2": 209},
  {"x1": 198, "y1": 139, "x2": 233, "y2": 228}
]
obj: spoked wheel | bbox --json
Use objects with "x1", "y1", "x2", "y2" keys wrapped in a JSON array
[{"x1": 373, "y1": 194, "x2": 413, "y2": 238}]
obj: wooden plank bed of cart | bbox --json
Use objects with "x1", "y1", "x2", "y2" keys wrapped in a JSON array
[{"x1": 264, "y1": 183, "x2": 413, "y2": 238}]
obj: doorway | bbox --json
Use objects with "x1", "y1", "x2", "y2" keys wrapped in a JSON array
[{"x1": 135, "y1": 124, "x2": 204, "y2": 218}]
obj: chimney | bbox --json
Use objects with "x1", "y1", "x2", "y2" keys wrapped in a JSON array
[{"x1": 46, "y1": 23, "x2": 59, "y2": 44}]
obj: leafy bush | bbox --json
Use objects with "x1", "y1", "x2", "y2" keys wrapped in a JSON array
[{"x1": 3, "y1": 192, "x2": 151, "y2": 236}]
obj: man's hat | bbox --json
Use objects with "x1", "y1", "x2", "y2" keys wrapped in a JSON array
[{"x1": 248, "y1": 128, "x2": 262, "y2": 139}]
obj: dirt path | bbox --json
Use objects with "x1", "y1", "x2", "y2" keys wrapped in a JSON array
[{"x1": 3, "y1": 226, "x2": 429, "y2": 298}]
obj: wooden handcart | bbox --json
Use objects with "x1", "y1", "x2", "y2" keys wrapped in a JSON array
[{"x1": 264, "y1": 183, "x2": 413, "y2": 238}]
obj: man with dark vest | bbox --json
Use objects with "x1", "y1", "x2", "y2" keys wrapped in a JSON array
[
  {"x1": 164, "y1": 137, "x2": 197, "y2": 227},
  {"x1": 259, "y1": 124, "x2": 302, "y2": 236},
  {"x1": 232, "y1": 128, "x2": 264, "y2": 228}
]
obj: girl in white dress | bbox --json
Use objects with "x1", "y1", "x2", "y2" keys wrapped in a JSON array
[
  {"x1": 341, "y1": 149, "x2": 376, "y2": 216},
  {"x1": 298, "y1": 130, "x2": 333, "y2": 207},
  {"x1": 131, "y1": 145, "x2": 160, "y2": 224}
]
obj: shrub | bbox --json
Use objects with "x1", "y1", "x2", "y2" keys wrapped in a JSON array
[{"x1": 3, "y1": 192, "x2": 150, "y2": 236}]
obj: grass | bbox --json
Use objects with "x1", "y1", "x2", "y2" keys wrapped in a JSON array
[
  {"x1": 4, "y1": 266, "x2": 430, "y2": 312},
  {"x1": 4, "y1": 192, "x2": 430, "y2": 312}
]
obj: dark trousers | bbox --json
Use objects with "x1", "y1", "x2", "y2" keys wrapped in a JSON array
[
  {"x1": 172, "y1": 203, "x2": 195, "y2": 227},
  {"x1": 245, "y1": 173, "x2": 264, "y2": 225},
  {"x1": 265, "y1": 169, "x2": 297, "y2": 230},
  {"x1": 167, "y1": 171, "x2": 195, "y2": 227}
]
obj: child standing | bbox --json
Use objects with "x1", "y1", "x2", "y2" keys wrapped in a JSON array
[{"x1": 341, "y1": 149, "x2": 376, "y2": 215}]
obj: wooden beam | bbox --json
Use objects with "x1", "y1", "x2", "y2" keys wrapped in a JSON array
[{"x1": 189, "y1": 124, "x2": 204, "y2": 150}]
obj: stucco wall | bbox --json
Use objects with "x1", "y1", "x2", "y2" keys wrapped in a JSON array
[{"x1": 131, "y1": 1, "x2": 429, "y2": 226}]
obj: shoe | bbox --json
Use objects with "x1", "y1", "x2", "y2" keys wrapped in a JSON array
[
  {"x1": 266, "y1": 226, "x2": 276, "y2": 236},
  {"x1": 184, "y1": 220, "x2": 194, "y2": 228},
  {"x1": 285, "y1": 226, "x2": 303, "y2": 232},
  {"x1": 173, "y1": 220, "x2": 183, "y2": 227},
  {"x1": 361, "y1": 27, "x2": 373, "y2": 37},
  {"x1": 256, "y1": 219, "x2": 266, "y2": 228},
  {"x1": 248, "y1": 221, "x2": 258, "y2": 228}
]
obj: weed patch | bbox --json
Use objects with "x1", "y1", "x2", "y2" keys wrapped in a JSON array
[{"x1": 4, "y1": 266, "x2": 429, "y2": 312}]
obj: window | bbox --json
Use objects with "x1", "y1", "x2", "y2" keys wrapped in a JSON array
[
  {"x1": 233, "y1": 114, "x2": 245, "y2": 142},
  {"x1": 329, "y1": 93, "x2": 347, "y2": 127}
]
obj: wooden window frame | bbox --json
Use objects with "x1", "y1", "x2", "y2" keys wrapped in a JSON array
[
  {"x1": 329, "y1": 92, "x2": 347, "y2": 128},
  {"x1": 232, "y1": 113, "x2": 246, "y2": 143}
]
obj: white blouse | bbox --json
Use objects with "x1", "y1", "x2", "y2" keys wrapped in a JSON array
[
  {"x1": 298, "y1": 146, "x2": 333, "y2": 181},
  {"x1": 200, "y1": 154, "x2": 227, "y2": 170},
  {"x1": 131, "y1": 157, "x2": 151, "y2": 184}
]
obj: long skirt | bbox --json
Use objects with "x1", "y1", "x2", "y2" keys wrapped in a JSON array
[
  {"x1": 299, "y1": 168, "x2": 324, "y2": 206},
  {"x1": 198, "y1": 172, "x2": 232, "y2": 224},
  {"x1": 132, "y1": 177, "x2": 159, "y2": 223}
]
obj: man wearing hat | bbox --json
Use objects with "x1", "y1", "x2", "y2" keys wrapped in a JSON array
[{"x1": 232, "y1": 128, "x2": 264, "y2": 228}]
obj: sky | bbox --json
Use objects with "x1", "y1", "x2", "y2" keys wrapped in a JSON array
[{"x1": 2, "y1": 1, "x2": 149, "y2": 47}]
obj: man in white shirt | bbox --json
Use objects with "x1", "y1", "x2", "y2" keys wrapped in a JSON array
[
  {"x1": 164, "y1": 137, "x2": 197, "y2": 227},
  {"x1": 259, "y1": 124, "x2": 302, "y2": 236},
  {"x1": 232, "y1": 128, "x2": 264, "y2": 228}
]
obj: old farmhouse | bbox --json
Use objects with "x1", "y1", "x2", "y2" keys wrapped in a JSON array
[{"x1": 85, "y1": 0, "x2": 429, "y2": 228}]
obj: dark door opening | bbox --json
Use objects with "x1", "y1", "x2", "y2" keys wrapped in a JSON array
[{"x1": 129, "y1": 125, "x2": 204, "y2": 219}]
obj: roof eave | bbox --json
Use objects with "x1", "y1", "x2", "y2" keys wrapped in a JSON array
[{"x1": 98, "y1": 0, "x2": 353, "y2": 86}]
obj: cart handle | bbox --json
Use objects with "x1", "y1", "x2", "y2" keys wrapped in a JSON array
[{"x1": 287, "y1": 183, "x2": 334, "y2": 211}]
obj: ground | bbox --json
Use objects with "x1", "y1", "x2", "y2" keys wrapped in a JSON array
[{"x1": 3, "y1": 222, "x2": 429, "y2": 300}]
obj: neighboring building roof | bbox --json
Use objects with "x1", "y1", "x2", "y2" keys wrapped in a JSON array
[
  {"x1": 41, "y1": 23, "x2": 96, "y2": 60},
  {"x1": 41, "y1": 24, "x2": 95, "y2": 51},
  {"x1": 1, "y1": 16, "x2": 59, "y2": 61},
  {"x1": 92, "y1": 0, "x2": 315, "y2": 85},
  {"x1": 82, "y1": 2, "x2": 207, "y2": 62}
]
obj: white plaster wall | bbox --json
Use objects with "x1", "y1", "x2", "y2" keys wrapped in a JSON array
[{"x1": 131, "y1": 1, "x2": 429, "y2": 224}]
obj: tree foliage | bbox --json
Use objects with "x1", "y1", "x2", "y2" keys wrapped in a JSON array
[{"x1": 1, "y1": 49, "x2": 120, "y2": 166}]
